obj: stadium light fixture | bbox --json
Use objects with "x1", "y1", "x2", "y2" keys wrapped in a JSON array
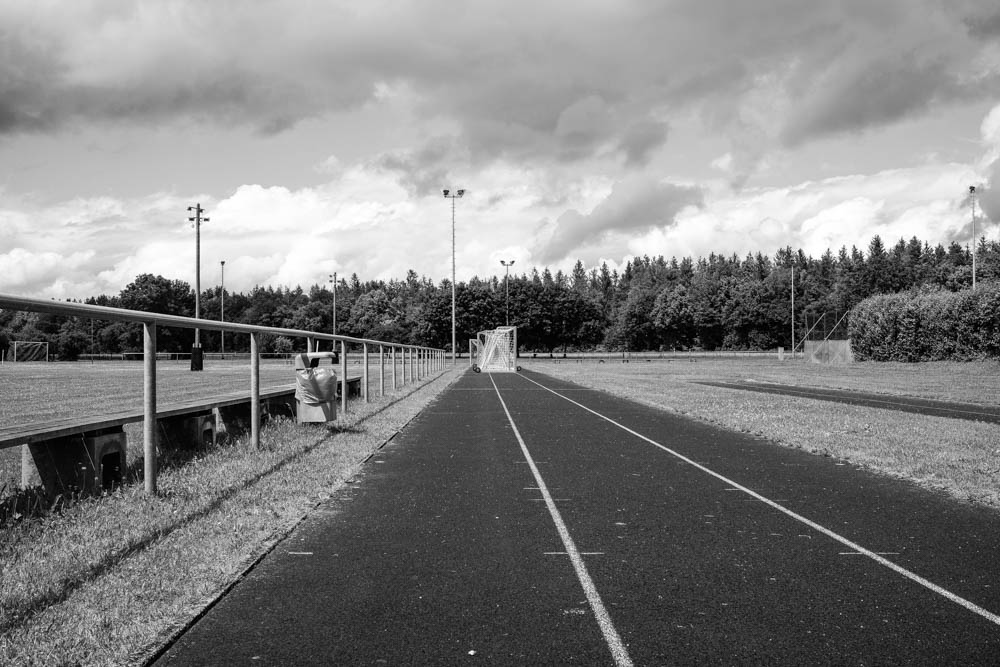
[
  {"x1": 188, "y1": 203, "x2": 209, "y2": 370},
  {"x1": 501, "y1": 259, "x2": 515, "y2": 326},
  {"x1": 443, "y1": 188, "x2": 466, "y2": 365}
]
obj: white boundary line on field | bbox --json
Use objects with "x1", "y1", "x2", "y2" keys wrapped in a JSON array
[
  {"x1": 518, "y1": 373, "x2": 1000, "y2": 628},
  {"x1": 488, "y1": 375, "x2": 634, "y2": 667}
]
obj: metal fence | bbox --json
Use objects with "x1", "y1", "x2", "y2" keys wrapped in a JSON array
[{"x1": 0, "y1": 292, "x2": 446, "y2": 495}]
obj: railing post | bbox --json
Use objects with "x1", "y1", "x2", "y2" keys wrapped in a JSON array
[
  {"x1": 363, "y1": 342, "x2": 369, "y2": 403},
  {"x1": 143, "y1": 321, "x2": 157, "y2": 495},
  {"x1": 251, "y1": 332, "x2": 260, "y2": 448},
  {"x1": 307, "y1": 336, "x2": 315, "y2": 353},
  {"x1": 379, "y1": 344, "x2": 385, "y2": 398},
  {"x1": 392, "y1": 346, "x2": 397, "y2": 391},
  {"x1": 340, "y1": 340, "x2": 348, "y2": 415}
]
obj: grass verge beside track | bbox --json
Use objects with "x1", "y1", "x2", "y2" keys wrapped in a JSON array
[
  {"x1": 524, "y1": 358, "x2": 1000, "y2": 509},
  {"x1": 0, "y1": 365, "x2": 462, "y2": 666}
]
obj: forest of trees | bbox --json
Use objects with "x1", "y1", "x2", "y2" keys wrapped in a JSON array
[{"x1": 3, "y1": 235, "x2": 999, "y2": 361}]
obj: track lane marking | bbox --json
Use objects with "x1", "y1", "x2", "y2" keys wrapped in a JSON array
[
  {"x1": 488, "y1": 375, "x2": 634, "y2": 667},
  {"x1": 518, "y1": 373, "x2": 1000, "y2": 628}
]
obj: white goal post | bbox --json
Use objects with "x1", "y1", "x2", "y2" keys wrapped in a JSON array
[
  {"x1": 12, "y1": 341, "x2": 50, "y2": 362},
  {"x1": 472, "y1": 326, "x2": 517, "y2": 373}
]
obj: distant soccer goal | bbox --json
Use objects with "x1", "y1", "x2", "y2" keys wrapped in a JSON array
[
  {"x1": 12, "y1": 341, "x2": 50, "y2": 362},
  {"x1": 472, "y1": 326, "x2": 518, "y2": 373}
]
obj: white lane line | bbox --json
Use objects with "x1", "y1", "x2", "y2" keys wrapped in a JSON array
[
  {"x1": 519, "y1": 373, "x2": 1000, "y2": 628},
  {"x1": 489, "y1": 375, "x2": 633, "y2": 667}
]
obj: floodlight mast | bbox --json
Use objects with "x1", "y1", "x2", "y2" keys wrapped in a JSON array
[
  {"x1": 443, "y1": 188, "x2": 465, "y2": 365},
  {"x1": 220, "y1": 260, "x2": 226, "y2": 355},
  {"x1": 329, "y1": 272, "x2": 337, "y2": 336},
  {"x1": 188, "y1": 203, "x2": 209, "y2": 367},
  {"x1": 501, "y1": 259, "x2": 515, "y2": 326},
  {"x1": 970, "y1": 185, "x2": 978, "y2": 291}
]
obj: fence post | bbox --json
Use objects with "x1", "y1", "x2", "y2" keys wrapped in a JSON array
[
  {"x1": 340, "y1": 340, "x2": 348, "y2": 415},
  {"x1": 379, "y1": 344, "x2": 385, "y2": 398},
  {"x1": 251, "y1": 332, "x2": 260, "y2": 449},
  {"x1": 143, "y1": 321, "x2": 157, "y2": 495},
  {"x1": 392, "y1": 346, "x2": 397, "y2": 390},
  {"x1": 363, "y1": 342, "x2": 369, "y2": 403}
]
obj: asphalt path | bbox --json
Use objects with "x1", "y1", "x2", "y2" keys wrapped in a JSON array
[
  {"x1": 153, "y1": 369, "x2": 1000, "y2": 665},
  {"x1": 695, "y1": 380, "x2": 1000, "y2": 424}
]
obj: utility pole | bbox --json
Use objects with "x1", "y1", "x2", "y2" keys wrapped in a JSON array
[
  {"x1": 220, "y1": 260, "x2": 226, "y2": 356},
  {"x1": 501, "y1": 259, "x2": 515, "y2": 326},
  {"x1": 187, "y1": 203, "x2": 209, "y2": 371}
]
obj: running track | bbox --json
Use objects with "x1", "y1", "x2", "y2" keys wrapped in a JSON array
[{"x1": 153, "y1": 369, "x2": 1000, "y2": 665}]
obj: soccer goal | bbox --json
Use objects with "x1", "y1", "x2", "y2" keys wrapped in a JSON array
[
  {"x1": 12, "y1": 341, "x2": 50, "y2": 362},
  {"x1": 472, "y1": 326, "x2": 518, "y2": 373}
]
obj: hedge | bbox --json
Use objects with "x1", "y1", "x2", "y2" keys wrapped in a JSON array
[{"x1": 849, "y1": 282, "x2": 1000, "y2": 361}]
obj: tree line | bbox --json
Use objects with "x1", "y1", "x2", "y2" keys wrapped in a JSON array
[{"x1": 3, "y1": 235, "x2": 999, "y2": 361}]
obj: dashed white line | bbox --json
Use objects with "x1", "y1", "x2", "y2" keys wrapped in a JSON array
[
  {"x1": 519, "y1": 373, "x2": 1000, "y2": 629},
  {"x1": 489, "y1": 375, "x2": 634, "y2": 667}
]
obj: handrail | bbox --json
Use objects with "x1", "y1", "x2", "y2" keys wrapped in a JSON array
[
  {"x1": 0, "y1": 292, "x2": 446, "y2": 495},
  {"x1": 0, "y1": 292, "x2": 430, "y2": 351}
]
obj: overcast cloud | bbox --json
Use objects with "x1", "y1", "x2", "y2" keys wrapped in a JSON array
[{"x1": 2, "y1": 0, "x2": 999, "y2": 299}]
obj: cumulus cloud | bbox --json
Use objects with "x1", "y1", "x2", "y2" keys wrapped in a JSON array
[{"x1": 539, "y1": 177, "x2": 703, "y2": 264}]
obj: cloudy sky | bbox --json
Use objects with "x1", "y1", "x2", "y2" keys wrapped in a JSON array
[{"x1": 3, "y1": 0, "x2": 1000, "y2": 300}]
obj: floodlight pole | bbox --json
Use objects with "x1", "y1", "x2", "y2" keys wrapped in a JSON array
[
  {"x1": 443, "y1": 188, "x2": 465, "y2": 365},
  {"x1": 188, "y1": 203, "x2": 209, "y2": 361},
  {"x1": 970, "y1": 185, "x2": 978, "y2": 291},
  {"x1": 220, "y1": 260, "x2": 226, "y2": 355},
  {"x1": 501, "y1": 259, "x2": 515, "y2": 326},
  {"x1": 329, "y1": 272, "x2": 337, "y2": 336},
  {"x1": 791, "y1": 266, "x2": 795, "y2": 358}
]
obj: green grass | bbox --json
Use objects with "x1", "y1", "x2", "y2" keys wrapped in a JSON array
[
  {"x1": 0, "y1": 363, "x2": 462, "y2": 666},
  {"x1": 523, "y1": 358, "x2": 1000, "y2": 508}
]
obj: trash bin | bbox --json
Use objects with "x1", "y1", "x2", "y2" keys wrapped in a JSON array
[
  {"x1": 294, "y1": 352, "x2": 337, "y2": 423},
  {"x1": 190, "y1": 344, "x2": 204, "y2": 371}
]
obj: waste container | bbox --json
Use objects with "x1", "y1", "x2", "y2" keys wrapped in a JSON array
[{"x1": 294, "y1": 352, "x2": 337, "y2": 423}]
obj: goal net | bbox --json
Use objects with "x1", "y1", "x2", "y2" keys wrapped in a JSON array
[
  {"x1": 473, "y1": 326, "x2": 517, "y2": 372},
  {"x1": 12, "y1": 341, "x2": 50, "y2": 362}
]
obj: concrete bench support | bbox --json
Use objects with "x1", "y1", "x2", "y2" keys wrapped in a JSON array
[{"x1": 22, "y1": 428, "x2": 126, "y2": 496}]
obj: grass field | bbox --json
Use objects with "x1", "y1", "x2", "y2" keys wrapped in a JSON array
[{"x1": 522, "y1": 357, "x2": 1000, "y2": 508}]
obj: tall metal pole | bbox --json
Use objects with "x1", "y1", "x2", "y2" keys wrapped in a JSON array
[
  {"x1": 791, "y1": 266, "x2": 795, "y2": 358},
  {"x1": 220, "y1": 260, "x2": 226, "y2": 355},
  {"x1": 501, "y1": 259, "x2": 514, "y2": 326},
  {"x1": 329, "y1": 272, "x2": 337, "y2": 336},
  {"x1": 187, "y1": 204, "x2": 209, "y2": 346},
  {"x1": 443, "y1": 189, "x2": 465, "y2": 365},
  {"x1": 970, "y1": 185, "x2": 978, "y2": 291}
]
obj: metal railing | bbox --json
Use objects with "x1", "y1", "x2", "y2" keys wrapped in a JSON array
[{"x1": 0, "y1": 293, "x2": 445, "y2": 495}]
